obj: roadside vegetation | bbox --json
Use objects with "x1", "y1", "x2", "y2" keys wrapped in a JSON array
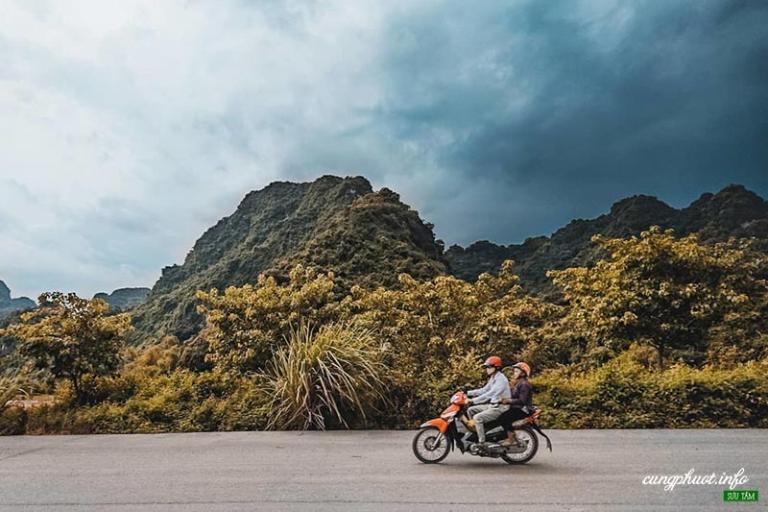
[{"x1": 1, "y1": 227, "x2": 767, "y2": 434}]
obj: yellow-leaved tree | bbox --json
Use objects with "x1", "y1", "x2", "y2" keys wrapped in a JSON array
[
  {"x1": 196, "y1": 265, "x2": 350, "y2": 372},
  {"x1": 548, "y1": 227, "x2": 768, "y2": 369},
  {"x1": 1, "y1": 292, "x2": 130, "y2": 404},
  {"x1": 351, "y1": 261, "x2": 558, "y2": 423}
]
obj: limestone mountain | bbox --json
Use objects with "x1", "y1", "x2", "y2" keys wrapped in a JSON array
[
  {"x1": 0, "y1": 280, "x2": 35, "y2": 319},
  {"x1": 269, "y1": 187, "x2": 446, "y2": 289},
  {"x1": 132, "y1": 178, "x2": 765, "y2": 341},
  {"x1": 93, "y1": 287, "x2": 150, "y2": 311},
  {"x1": 132, "y1": 175, "x2": 447, "y2": 342},
  {"x1": 446, "y1": 184, "x2": 768, "y2": 293}
]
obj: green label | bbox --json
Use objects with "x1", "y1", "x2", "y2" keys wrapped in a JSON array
[{"x1": 723, "y1": 489, "x2": 758, "y2": 502}]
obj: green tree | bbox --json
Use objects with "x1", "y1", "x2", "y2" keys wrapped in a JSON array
[
  {"x1": 2, "y1": 292, "x2": 130, "y2": 404},
  {"x1": 548, "y1": 227, "x2": 766, "y2": 369}
]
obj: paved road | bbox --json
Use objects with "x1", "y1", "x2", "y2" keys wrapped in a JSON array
[{"x1": 0, "y1": 430, "x2": 766, "y2": 511}]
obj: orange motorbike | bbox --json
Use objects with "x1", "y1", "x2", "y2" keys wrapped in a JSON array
[{"x1": 412, "y1": 390, "x2": 551, "y2": 464}]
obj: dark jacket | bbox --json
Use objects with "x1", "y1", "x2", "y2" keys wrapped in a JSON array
[{"x1": 507, "y1": 378, "x2": 533, "y2": 410}]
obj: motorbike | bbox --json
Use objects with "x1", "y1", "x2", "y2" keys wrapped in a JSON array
[{"x1": 412, "y1": 390, "x2": 552, "y2": 464}]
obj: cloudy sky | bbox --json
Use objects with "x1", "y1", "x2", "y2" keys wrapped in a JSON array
[{"x1": 1, "y1": 0, "x2": 767, "y2": 299}]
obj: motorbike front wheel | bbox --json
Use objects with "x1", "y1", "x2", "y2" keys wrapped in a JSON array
[{"x1": 412, "y1": 427, "x2": 450, "y2": 464}]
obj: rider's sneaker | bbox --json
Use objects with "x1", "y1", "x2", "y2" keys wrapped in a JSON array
[{"x1": 500, "y1": 438, "x2": 519, "y2": 448}]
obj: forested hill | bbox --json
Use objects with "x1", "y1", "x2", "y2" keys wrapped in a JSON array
[
  {"x1": 132, "y1": 178, "x2": 767, "y2": 343},
  {"x1": 0, "y1": 281, "x2": 34, "y2": 320},
  {"x1": 446, "y1": 184, "x2": 768, "y2": 293},
  {"x1": 92, "y1": 288, "x2": 150, "y2": 312},
  {"x1": 131, "y1": 175, "x2": 447, "y2": 342}
]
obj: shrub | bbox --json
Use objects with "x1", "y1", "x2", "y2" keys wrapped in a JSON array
[
  {"x1": 0, "y1": 375, "x2": 31, "y2": 435},
  {"x1": 89, "y1": 370, "x2": 270, "y2": 433},
  {"x1": 0, "y1": 407, "x2": 27, "y2": 435},
  {"x1": 262, "y1": 321, "x2": 385, "y2": 430},
  {"x1": 535, "y1": 348, "x2": 768, "y2": 428}
]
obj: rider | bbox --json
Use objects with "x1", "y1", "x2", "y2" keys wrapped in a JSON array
[
  {"x1": 466, "y1": 356, "x2": 511, "y2": 447},
  {"x1": 499, "y1": 362, "x2": 533, "y2": 448}
]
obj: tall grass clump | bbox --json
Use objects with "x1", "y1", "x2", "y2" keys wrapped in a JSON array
[
  {"x1": 0, "y1": 374, "x2": 31, "y2": 435},
  {"x1": 0, "y1": 376, "x2": 28, "y2": 409},
  {"x1": 263, "y1": 321, "x2": 385, "y2": 430}
]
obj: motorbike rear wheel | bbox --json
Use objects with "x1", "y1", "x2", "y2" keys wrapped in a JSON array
[
  {"x1": 500, "y1": 426, "x2": 538, "y2": 465},
  {"x1": 412, "y1": 427, "x2": 450, "y2": 464}
]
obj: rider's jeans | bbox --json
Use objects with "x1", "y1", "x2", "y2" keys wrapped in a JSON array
[{"x1": 467, "y1": 403, "x2": 509, "y2": 443}]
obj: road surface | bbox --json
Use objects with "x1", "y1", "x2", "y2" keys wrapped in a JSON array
[{"x1": 0, "y1": 430, "x2": 766, "y2": 511}]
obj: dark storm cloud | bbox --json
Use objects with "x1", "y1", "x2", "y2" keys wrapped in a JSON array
[
  {"x1": 374, "y1": 0, "x2": 768, "y2": 244},
  {"x1": 2, "y1": 0, "x2": 767, "y2": 297}
]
